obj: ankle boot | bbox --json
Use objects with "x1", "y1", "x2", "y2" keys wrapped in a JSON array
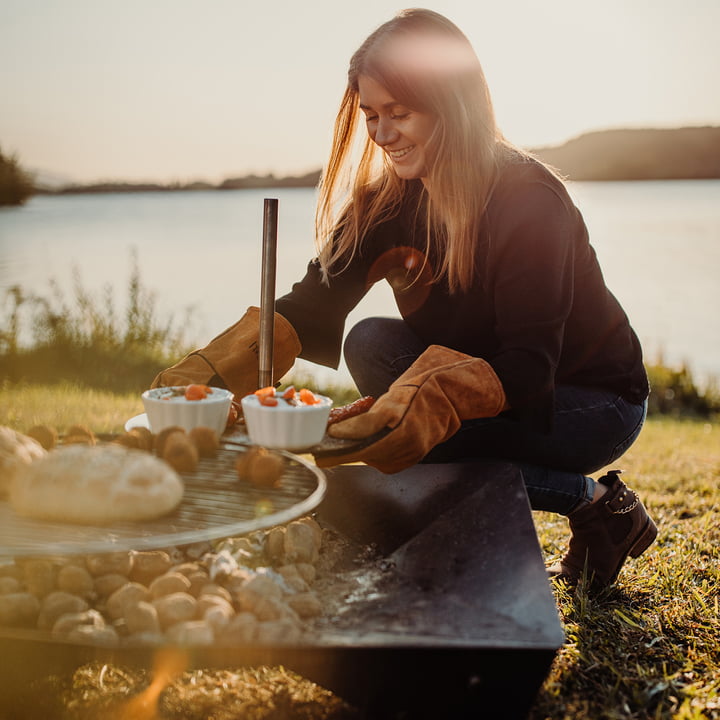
[{"x1": 549, "y1": 470, "x2": 658, "y2": 587}]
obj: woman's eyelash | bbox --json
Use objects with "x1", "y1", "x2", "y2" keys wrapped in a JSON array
[{"x1": 365, "y1": 112, "x2": 410, "y2": 122}]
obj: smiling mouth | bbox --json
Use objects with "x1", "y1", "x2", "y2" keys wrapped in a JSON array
[{"x1": 387, "y1": 146, "x2": 414, "y2": 161}]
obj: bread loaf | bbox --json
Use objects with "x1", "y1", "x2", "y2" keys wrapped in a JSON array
[{"x1": 10, "y1": 444, "x2": 184, "y2": 524}]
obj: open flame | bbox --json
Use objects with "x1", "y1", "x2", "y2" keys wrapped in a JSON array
[{"x1": 114, "y1": 648, "x2": 188, "y2": 720}]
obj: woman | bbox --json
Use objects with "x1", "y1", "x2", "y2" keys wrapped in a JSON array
[{"x1": 154, "y1": 9, "x2": 656, "y2": 587}]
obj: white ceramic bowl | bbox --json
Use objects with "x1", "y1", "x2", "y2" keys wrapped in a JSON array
[
  {"x1": 241, "y1": 393, "x2": 332, "y2": 451},
  {"x1": 141, "y1": 386, "x2": 234, "y2": 436}
]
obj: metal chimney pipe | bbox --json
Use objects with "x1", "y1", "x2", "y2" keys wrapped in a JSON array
[{"x1": 258, "y1": 198, "x2": 278, "y2": 390}]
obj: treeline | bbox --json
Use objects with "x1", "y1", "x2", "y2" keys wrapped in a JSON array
[
  {"x1": 38, "y1": 169, "x2": 323, "y2": 196},
  {"x1": 0, "y1": 147, "x2": 34, "y2": 206}
]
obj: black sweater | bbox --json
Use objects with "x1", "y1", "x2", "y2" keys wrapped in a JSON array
[{"x1": 276, "y1": 158, "x2": 648, "y2": 431}]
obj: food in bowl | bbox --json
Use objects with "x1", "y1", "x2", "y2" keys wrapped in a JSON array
[
  {"x1": 141, "y1": 385, "x2": 234, "y2": 436},
  {"x1": 240, "y1": 386, "x2": 332, "y2": 451}
]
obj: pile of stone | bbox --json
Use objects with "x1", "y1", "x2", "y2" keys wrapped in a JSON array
[{"x1": 0, "y1": 516, "x2": 325, "y2": 646}]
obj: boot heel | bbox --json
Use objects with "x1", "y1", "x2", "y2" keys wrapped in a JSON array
[{"x1": 628, "y1": 519, "x2": 658, "y2": 558}]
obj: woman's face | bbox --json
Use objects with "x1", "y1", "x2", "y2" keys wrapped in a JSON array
[{"x1": 358, "y1": 74, "x2": 436, "y2": 182}]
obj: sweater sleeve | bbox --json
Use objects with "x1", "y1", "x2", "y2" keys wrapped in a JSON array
[
  {"x1": 275, "y1": 256, "x2": 371, "y2": 369},
  {"x1": 486, "y1": 178, "x2": 579, "y2": 430}
]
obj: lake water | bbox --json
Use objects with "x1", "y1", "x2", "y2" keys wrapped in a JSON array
[{"x1": 1, "y1": 181, "x2": 718, "y2": 388}]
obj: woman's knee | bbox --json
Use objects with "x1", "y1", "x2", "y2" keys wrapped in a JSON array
[
  {"x1": 344, "y1": 317, "x2": 426, "y2": 396},
  {"x1": 345, "y1": 318, "x2": 422, "y2": 365},
  {"x1": 343, "y1": 317, "x2": 385, "y2": 363}
]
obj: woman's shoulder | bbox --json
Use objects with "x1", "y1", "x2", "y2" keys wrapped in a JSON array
[
  {"x1": 490, "y1": 149, "x2": 575, "y2": 213},
  {"x1": 496, "y1": 148, "x2": 567, "y2": 190}
]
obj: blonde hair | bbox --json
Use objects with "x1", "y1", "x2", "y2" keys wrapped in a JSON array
[{"x1": 316, "y1": 8, "x2": 520, "y2": 293}]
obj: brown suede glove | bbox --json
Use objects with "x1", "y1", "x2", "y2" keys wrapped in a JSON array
[
  {"x1": 151, "y1": 307, "x2": 301, "y2": 400},
  {"x1": 315, "y1": 345, "x2": 507, "y2": 474}
]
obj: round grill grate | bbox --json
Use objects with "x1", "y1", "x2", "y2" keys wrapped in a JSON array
[{"x1": 0, "y1": 441, "x2": 326, "y2": 558}]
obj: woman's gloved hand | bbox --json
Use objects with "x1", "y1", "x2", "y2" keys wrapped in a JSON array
[
  {"x1": 151, "y1": 307, "x2": 301, "y2": 400},
  {"x1": 315, "y1": 345, "x2": 507, "y2": 473}
]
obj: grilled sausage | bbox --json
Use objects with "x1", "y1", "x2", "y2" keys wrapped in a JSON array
[{"x1": 327, "y1": 396, "x2": 376, "y2": 426}]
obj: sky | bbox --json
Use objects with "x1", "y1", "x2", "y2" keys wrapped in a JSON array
[{"x1": 1, "y1": 0, "x2": 719, "y2": 184}]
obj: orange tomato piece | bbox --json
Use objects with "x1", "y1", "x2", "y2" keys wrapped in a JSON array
[
  {"x1": 282, "y1": 386, "x2": 296, "y2": 400},
  {"x1": 185, "y1": 384, "x2": 210, "y2": 401},
  {"x1": 254, "y1": 386, "x2": 276, "y2": 399},
  {"x1": 259, "y1": 395, "x2": 278, "y2": 406},
  {"x1": 299, "y1": 388, "x2": 319, "y2": 405}
]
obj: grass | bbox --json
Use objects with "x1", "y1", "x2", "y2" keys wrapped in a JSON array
[
  {"x1": 1, "y1": 386, "x2": 718, "y2": 719},
  {"x1": 532, "y1": 418, "x2": 720, "y2": 719},
  {"x1": 0, "y1": 382, "x2": 144, "y2": 434}
]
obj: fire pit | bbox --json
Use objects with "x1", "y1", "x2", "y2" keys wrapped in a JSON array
[{"x1": 0, "y1": 453, "x2": 563, "y2": 719}]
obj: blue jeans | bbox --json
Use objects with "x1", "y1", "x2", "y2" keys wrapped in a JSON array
[{"x1": 344, "y1": 317, "x2": 647, "y2": 516}]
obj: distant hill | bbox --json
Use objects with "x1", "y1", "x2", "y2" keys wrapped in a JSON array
[
  {"x1": 218, "y1": 170, "x2": 321, "y2": 190},
  {"x1": 530, "y1": 126, "x2": 720, "y2": 181},
  {"x1": 27, "y1": 126, "x2": 720, "y2": 195}
]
